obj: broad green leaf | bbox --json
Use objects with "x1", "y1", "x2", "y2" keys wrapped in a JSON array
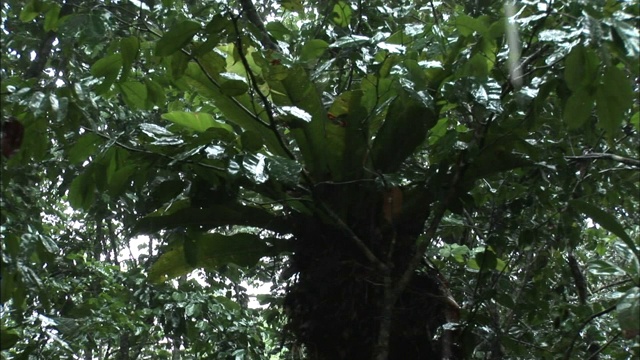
[
  {"x1": 19, "y1": 1, "x2": 39, "y2": 22},
  {"x1": 569, "y1": 200, "x2": 638, "y2": 259},
  {"x1": 118, "y1": 81, "x2": 147, "y2": 109},
  {"x1": 0, "y1": 326, "x2": 20, "y2": 350},
  {"x1": 588, "y1": 259, "x2": 626, "y2": 276},
  {"x1": 219, "y1": 73, "x2": 249, "y2": 96},
  {"x1": 91, "y1": 54, "x2": 122, "y2": 79},
  {"x1": 596, "y1": 65, "x2": 634, "y2": 138},
  {"x1": 120, "y1": 36, "x2": 139, "y2": 79},
  {"x1": 43, "y1": 4, "x2": 61, "y2": 31},
  {"x1": 145, "y1": 79, "x2": 166, "y2": 107},
  {"x1": 564, "y1": 89, "x2": 594, "y2": 129},
  {"x1": 617, "y1": 287, "x2": 640, "y2": 338},
  {"x1": 161, "y1": 111, "x2": 232, "y2": 133},
  {"x1": 455, "y1": 14, "x2": 489, "y2": 37},
  {"x1": 240, "y1": 131, "x2": 264, "y2": 152},
  {"x1": 612, "y1": 19, "x2": 640, "y2": 58},
  {"x1": 68, "y1": 133, "x2": 102, "y2": 164},
  {"x1": 170, "y1": 51, "x2": 191, "y2": 80},
  {"x1": 332, "y1": 1, "x2": 352, "y2": 27},
  {"x1": 134, "y1": 204, "x2": 290, "y2": 235},
  {"x1": 68, "y1": 172, "x2": 95, "y2": 211},
  {"x1": 181, "y1": 62, "x2": 286, "y2": 156},
  {"x1": 268, "y1": 65, "x2": 333, "y2": 177},
  {"x1": 301, "y1": 39, "x2": 329, "y2": 61},
  {"x1": 149, "y1": 233, "x2": 288, "y2": 283},
  {"x1": 155, "y1": 20, "x2": 201, "y2": 56},
  {"x1": 631, "y1": 112, "x2": 640, "y2": 131},
  {"x1": 371, "y1": 93, "x2": 438, "y2": 173}
]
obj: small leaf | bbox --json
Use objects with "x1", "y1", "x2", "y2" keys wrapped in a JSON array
[
  {"x1": 155, "y1": 20, "x2": 201, "y2": 56},
  {"x1": 68, "y1": 172, "x2": 95, "y2": 211}
]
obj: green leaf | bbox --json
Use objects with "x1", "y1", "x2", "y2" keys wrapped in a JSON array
[
  {"x1": 1, "y1": 326, "x2": 20, "y2": 350},
  {"x1": 596, "y1": 65, "x2": 634, "y2": 138},
  {"x1": 120, "y1": 36, "x2": 139, "y2": 79},
  {"x1": 68, "y1": 172, "x2": 95, "y2": 211},
  {"x1": 564, "y1": 89, "x2": 594, "y2": 129},
  {"x1": 181, "y1": 62, "x2": 286, "y2": 156},
  {"x1": 612, "y1": 19, "x2": 640, "y2": 58},
  {"x1": 118, "y1": 81, "x2": 148, "y2": 109},
  {"x1": 43, "y1": 4, "x2": 61, "y2": 31},
  {"x1": 155, "y1": 20, "x2": 201, "y2": 56},
  {"x1": 240, "y1": 131, "x2": 264, "y2": 152},
  {"x1": 145, "y1": 79, "x2": 167, "y2": 107},
  {"x1": 301, "y1": 39, "x2": 329, "y2": 61},
  {"x1": 370, "y1": 93, "x2": 438, "y2": 173},
  {"x1": 569, "y1": 200, "x2": 638, "y2": 259},
  {"x1": 19, "y1": 0, "x2": 39, "y2": 22},
  {"x1": 149, "y1": 233, "x2": 288, "y2": 283},
  {"x1": 219, "y1": 73, "x2": 249, "y2": 96},
  {"x1": 134, "y1": 204, "x2": 290, "y2": 235},
  {"x1": 161, "y1": 111, "x2": 232, "y2": 133},
  {"x1": 455, "y1": 14, "x2": 489, "y2": 37},
  {"x1": 68, "y1": 133, "x2": 102, "y2": 164},
  {"x1": 331, "y1": 1, "x2": 352, "y2": 27},
  {"x1": 588, "y1": 259, "x2": 626, "y2": 276},
  {"x1": 617, "y1": 287, "x2": 640, "y2": 337},
  {"x1": 91, "y1": 54, "x2": 123, "y2": 80}
]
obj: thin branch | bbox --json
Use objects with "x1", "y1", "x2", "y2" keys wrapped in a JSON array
[
  {"x1": 317, "y1": 201, "x2": 388, "y2": 272},
  {"x1": 231, "y1": 19, "x2": 297, "y2": 162},
  {"x1": 565, "y1": 152, "x2": 640, "y2": 168},
  {"x1": 238, "y1": 0, "x2": 280, "y2": 51},
  {"x1": 79, "y1": 125, "x2": 226, "y2": 172},
  {"x1": 563, "y1": 305, "x2": 617, "y2": 360}
]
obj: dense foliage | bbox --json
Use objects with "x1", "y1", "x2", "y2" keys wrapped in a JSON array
[{"x1": 1, "y1": 0, "x2": 639, "y2": 359}]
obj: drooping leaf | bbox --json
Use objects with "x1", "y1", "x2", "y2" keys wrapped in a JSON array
[
  {"x1": 617, "y1": 287, "x2": 640, "y2": 338},
  {"x1": 161, "y1": 111, "x2": 233, "y2": 133},
  {"x1": 370, "y1": 93, "x2": 438, "y2": 173},
  {"x1": 596, "y1": 65, "x2": 634, "y2": 138},
  {"x1": 569, "y1": 200, "x2": 638, "y2": 259},
  {"x1": 148, "y1": 233, "x2": 290, "y2": 283},
  {"x1": 134, "y1": 204, "x2": 290, "y2": 235},
  {"x1": 68, "y1": 133, "x2": 102, "y2": 164},
  {"x1": 301, "y1": 39, "x2": 329, "y2": 61},
  {"x1": 118, "y1": 81, "x2": 148, "y2": 109},
  {"x1": 564, "y1": 89, "x2": 594, "y2": 129}
]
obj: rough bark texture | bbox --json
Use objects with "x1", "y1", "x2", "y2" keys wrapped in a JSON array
[{"x1": 284, "y1": 183, "x2": 461, "y2": 359}]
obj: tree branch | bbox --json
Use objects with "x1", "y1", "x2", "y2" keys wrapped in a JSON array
[
  {"x1": 565, "y1": 152, "x2": 640, "y2": 168},
  {"x1": 238, "y1": 0, "x2": 280, "y2": 51}
]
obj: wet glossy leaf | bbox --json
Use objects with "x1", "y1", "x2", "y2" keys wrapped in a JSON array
[
  {"x1": 161, "y1": 111, "x2": 232, "y2": 133},
  {"x1": 301, "y1": 39, "x2": 329, "y2": 61}
]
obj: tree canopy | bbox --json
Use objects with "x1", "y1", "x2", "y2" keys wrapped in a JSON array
[{"x1": 1, "y1": 0, "x2": 639, "y2": 359}]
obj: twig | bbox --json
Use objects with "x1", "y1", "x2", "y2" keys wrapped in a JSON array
[
  {"x1": 563, "y1": 305, "x2": 617, "y2": 360},
  {"x1": 565, "y1": 153, "x2": 640, "y2": 168}
]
